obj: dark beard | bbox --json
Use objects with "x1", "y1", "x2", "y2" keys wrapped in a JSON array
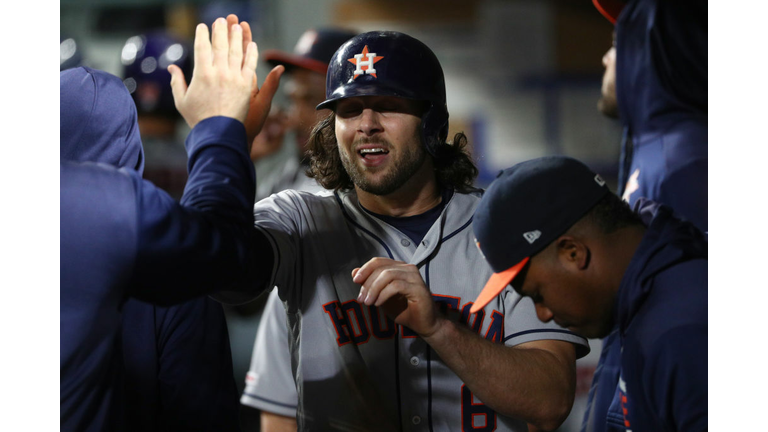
[
  {"x1": 597, "y1": 92, "x2": 619, "y2": 119},
  {"x1": 340, "y1": 139, "x2": 428, "y2": 196}
]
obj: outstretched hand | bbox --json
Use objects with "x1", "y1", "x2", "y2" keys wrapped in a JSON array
[
  {"x1": 168, "y1": 16, "x2": 284, "y2": 134},
  {"x1": 352, "y1": 257, "x2": 442, "y2": 338}
]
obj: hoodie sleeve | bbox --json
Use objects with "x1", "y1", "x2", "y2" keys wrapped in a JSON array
[{"x1": 128, "y1": 116, "x2": 273, "y2": 305}]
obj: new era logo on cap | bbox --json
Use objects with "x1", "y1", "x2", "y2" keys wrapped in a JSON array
[
  {"x1": 594, "y1": 174, "x2": 605, "y2": 187},
  {"x1": 523, "y1": 230, "x2": 541, "y2": 244}
]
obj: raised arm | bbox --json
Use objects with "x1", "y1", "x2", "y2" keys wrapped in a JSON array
[{"x1": 129, "y1": 17, "x2": 283, "y2": 305}]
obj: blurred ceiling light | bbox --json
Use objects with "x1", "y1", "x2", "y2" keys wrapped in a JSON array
[
  {"x1": 60, "y1": 38, "x2": 77, "y2": 65},
  {"x1": 140, "y1": 56, "x2": 158, "y2": 74},
  {"x1": 121, "y1": 36, "x2": 145, "y2": 65},
  {"x1": 159, "y1": 43, "x2": 184, "y2": 69},
  {"x1": 123, "y1": 77, "x2": 137, "y2": 93}
]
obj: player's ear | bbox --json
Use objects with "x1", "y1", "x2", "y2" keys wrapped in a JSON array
[{"x1": 555, "y1": 236, "x2": 590, "y2": 271}]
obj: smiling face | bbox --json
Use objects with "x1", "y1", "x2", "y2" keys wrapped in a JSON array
[
  {"x1": 513, "y1": 241, "x2": 616, "y2": 339},
  {"x1": 334, "y1": 96, "x2": 430, "y2": 196}
]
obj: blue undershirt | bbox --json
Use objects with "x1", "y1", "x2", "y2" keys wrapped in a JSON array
[{"x1": 362, "y1": 188, "x2": 453, "y2": 245}]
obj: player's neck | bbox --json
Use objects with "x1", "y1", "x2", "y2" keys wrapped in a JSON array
[
  {"x1": 601, "y1": 225, "x2": 647, "y2": 294},
  {"x1": 356, "y1": 165, "x2": 442, "y2": 218}
]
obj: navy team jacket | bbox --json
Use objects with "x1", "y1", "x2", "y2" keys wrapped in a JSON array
[
  {"x1": 584, "y1": 199, "x2": 708, "y2": 432},
  {"x1": 60, "y1": 67, "x2": 260, "y2": 431}
]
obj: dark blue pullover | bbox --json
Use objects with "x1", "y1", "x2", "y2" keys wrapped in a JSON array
[
  {"x1": 615, "y1": 0, "x2": 707, "y2": 233},
  {"x1": 583, "y1": 199, "x2": 707, "y2": 432}
]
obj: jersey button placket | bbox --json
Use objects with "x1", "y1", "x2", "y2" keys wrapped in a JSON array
[
  {"x1": 411, "y1": 415, "x2": 421, "y2": 425},
  {"x1": 401, "y1": 239, "x2": 410, "y2": 247},
  {"x1": 409, "y1": 356, "x2": 420, "y2": 366}
]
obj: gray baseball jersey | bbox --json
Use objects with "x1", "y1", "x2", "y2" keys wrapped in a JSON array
[
  {"x1": 241, "y1": 287, "x2": 297, "y2": 416},
  {"x1": 252, "y1": 188, "x2": 589, "y2": 431}
]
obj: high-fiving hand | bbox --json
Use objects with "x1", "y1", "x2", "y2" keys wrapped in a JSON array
[{"x1": 168, "y1": 16, "x2": 283, "y2": 139}]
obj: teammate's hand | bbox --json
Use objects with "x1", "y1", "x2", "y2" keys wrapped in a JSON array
[
  {"x1": 352, "y1": 258, "x2": 441, "y2": 338},
  {"x1": 168, "y1": 17, "x2": 284, "y2": 131}
]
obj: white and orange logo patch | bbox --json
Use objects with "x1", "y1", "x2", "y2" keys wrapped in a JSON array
[{"x1": 348, "y1": 45, "x2": 384, "y2": 79}]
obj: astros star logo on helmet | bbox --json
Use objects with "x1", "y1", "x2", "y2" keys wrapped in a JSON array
[{"x1": 348, "y1": 45, "x2": 384, "y2": 79}]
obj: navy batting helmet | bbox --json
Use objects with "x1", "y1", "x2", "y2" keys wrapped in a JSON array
[
  {"x1": 121, "y1": 31, "x2": 192, "y2": 118},
  {"x1": 316, "y1": 31, "x2": 449, "y2": 157}
]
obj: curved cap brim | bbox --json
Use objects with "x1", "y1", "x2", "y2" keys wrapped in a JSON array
[
  {"x1": 263, "y1": 50, "x2": 329, "y2": 75},
  {"x1": 471, "y1": 257, "x2": 530, "y2": 314},
  {"x1": 592, "y1": 0, "x2": 624, "y2": 25}
]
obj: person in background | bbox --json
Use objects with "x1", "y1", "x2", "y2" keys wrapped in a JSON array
[
  {"x1": 121, "y1": 31, "x2": 193, "y2": 199},
  {"x1": 588, "y1": 1, "x2": 707, "y2": 430}
]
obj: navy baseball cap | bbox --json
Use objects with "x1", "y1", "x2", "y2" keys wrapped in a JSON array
[
  {"x1": 470, "y1": 156, "x2": 610, "y2": 313},
  {"x1": 264, "y1": 28, "x2": 358, "y2": 75}
]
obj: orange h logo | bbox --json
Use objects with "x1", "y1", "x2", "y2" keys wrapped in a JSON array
[{"x1": 348, "y1": 45, "x2": 384, "y2": 79}]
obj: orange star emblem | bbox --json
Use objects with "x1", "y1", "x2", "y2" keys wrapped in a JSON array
[{"x1": 347, "y1": 45, "x2": 384, "y2": 79}]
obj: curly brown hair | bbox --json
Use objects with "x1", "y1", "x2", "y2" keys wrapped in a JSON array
[{"x1": 304, "y1": 112, "x2": 478, "y2": 193}]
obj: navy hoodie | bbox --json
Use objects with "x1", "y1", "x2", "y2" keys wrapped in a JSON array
[
  {"x1": 615, "y1": 0, "x2": 707, "y2": 233},
  {"x1": 583, "y1": 199, "x2": 707, "y2": 432},
  {"x1": 60, "y1": 67, "x2": 264, "y2": 430}
]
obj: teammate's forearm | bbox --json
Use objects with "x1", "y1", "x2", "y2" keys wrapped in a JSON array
[{"x1": 422, "y1": 317, "x2": 575, "y2": 431}]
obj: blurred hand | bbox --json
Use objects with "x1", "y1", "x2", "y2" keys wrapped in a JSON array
[
  {"x1": 169, "y1": 17, "x2": 284, "y2": 133},
  {"x1": 250, "y1": 108, "x2": 288, "y2": 161}
]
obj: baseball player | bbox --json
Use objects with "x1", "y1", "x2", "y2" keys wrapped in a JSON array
[
  {"x1": 241, "y1": 30, "x2": 590, "y2": 431},
  {"x1": 588, "y1": 1, "x2": 707, "y2": 430},
  {"x1": 470, "y1": 156, "x2": 708, "y2": 431},
  {"x1": 60, "y1": 19, "x2": 282, "y2": 429},
  {"x1": 239, "y1": 27, "x2": 357, "y2": 431}
]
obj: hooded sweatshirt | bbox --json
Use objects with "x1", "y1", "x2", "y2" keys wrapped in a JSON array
[
  {"x1": 60, "y1": 67, "x2": 263, "y2": 430},
  {"x1": 615, "y1": 0, "x2": 707, "y2": 233},
  {"x1": 583, "y1": 199, "x2": 707, "y2": 432},
  {"x1": 620, "y1": 199, "x2": 707, "y2": 430}
]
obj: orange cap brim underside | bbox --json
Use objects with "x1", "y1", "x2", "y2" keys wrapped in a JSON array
[
  {"x1": 593, "y1": 0, "x2": 623, "y2": 25},
  {"x1": 470, "y1": 257, "x2": 530, "y2": 314}
]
